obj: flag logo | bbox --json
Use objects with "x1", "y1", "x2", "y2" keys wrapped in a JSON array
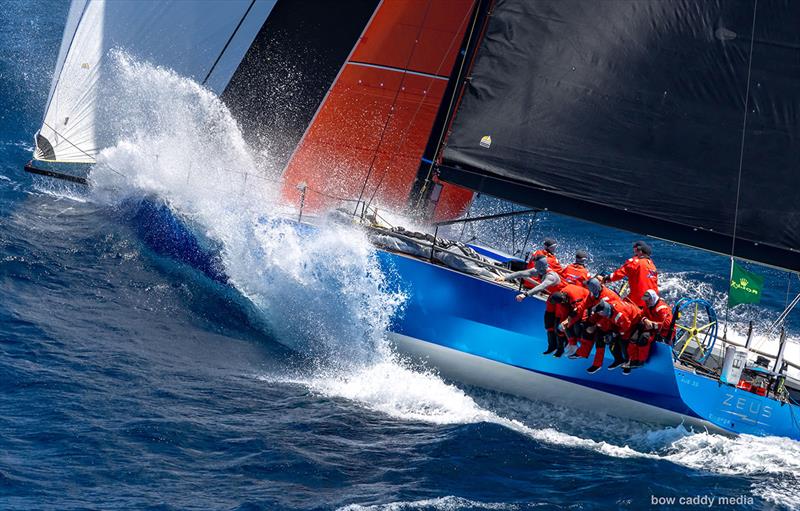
[{"x1": 728, "y1": 262, "x2": 764, "y2": 307}]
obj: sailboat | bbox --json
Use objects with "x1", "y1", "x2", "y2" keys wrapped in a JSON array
[{"x1": 26, "y1": 0, "x2": 800, "y2": 439}]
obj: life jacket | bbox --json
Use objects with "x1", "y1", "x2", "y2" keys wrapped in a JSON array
[
  {"x1": 644, "y1": 298, "x2": 674, "y2": 339},
  {"x1": 608, "y1": 255, "x2": 658, "y2": 307},
  {"x1": 560, "y1": 263, "x2": 589, "y2": 286}
]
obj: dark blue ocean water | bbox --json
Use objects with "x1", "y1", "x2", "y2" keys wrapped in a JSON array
[{"x1": 2, "y1": 2, "x2": 799, "y2": 510}]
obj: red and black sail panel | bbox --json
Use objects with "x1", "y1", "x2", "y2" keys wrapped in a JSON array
[
  {"x1": 281, "y1": 0, "x2": 477, "y2": 219},
  {"x1": 221, "y1": 0, "x2": 379, "y2": 171},
  {"x1": 439, "y1": 0, "x2": 800, "y2": 272}
]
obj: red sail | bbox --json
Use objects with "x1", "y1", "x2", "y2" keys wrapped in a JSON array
[{"x1": 281, "y1": 0, "x2": 475, "y2": 220}]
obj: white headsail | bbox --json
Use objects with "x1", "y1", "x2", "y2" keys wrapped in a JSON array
[{"x1": 34, "y1": 0, "x2": 277, "y2": 164}]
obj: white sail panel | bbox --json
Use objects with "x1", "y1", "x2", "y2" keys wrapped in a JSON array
[{"x1": 35, "y1": 0, "x2": 276, "y2": 163}]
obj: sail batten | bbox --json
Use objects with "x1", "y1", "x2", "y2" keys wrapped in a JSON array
[{"x1": 440, "y1": 0, "x2": 800, "y2": 272}]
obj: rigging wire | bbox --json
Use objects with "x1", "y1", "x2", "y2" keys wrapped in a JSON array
[
  {"x1": 413, "y1": 0, "x2": 488, "y2": 212},
  {"x1": 363, "y1": 2, "x2": 475, "y2": 215},
  {"x1": 723, "y1": 0, "x2": 758, "y2": 340},
  {"x1": 353, "y1": 0, "x2": 435, "y2": 215},
  {"x1": 519, "y1": 213, "x2": 535, "y2": 258},
  {"x1": 41, "y1": 121, "x2": 126, "y2": 180}
]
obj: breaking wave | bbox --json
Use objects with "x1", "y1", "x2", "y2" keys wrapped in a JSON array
[
  {"x1": 88, "y1": 51, "x2": 404, "y2": 367},
  {"x1": 63, "y1": 52, "x2": 800, "y2": 509}
]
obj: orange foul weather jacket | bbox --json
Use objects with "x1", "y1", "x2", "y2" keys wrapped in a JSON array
[
  {"x1": 643, "y1": 298, "x2": 674, "y2": 340},
  {"x1": 530, "y1": 249, "x2": 563, "y2": 273},
  {"x1": 553, "y1": 284, "x2": 590, "y2": 321},
  {"x1": 559, "y1": 263, "x2": 589, "y2": 286},
  {"x1": 607, "y1": 256, "x2": 658, "y2": 307},
  {"x1": 591, "y1": 300, "x2": 642, "y2": 339},
  {"x1": 570, "y1": 286, "x2": 621, "y2": 326}
]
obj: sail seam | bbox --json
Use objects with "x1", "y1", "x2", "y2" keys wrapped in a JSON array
[
  {"x1": 41, "y1": 121, "x2": 125, "y2": 180},
  {"x1": 42, "y1": 121, "x2": 97, "y2": 163},
  {"x1": 347, "y1": 61, "x2": 449, "y2": 80},
  {"x1": 278, "y1": 1, "x2": 384, "y2": 178},
  {"x1": 365, "y1": 4, "x2": 477, "y2": 212}
]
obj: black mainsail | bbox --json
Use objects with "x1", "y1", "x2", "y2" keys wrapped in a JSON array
[{"x1": 436, "y1": 0, "x2": 800, "y2": 272}]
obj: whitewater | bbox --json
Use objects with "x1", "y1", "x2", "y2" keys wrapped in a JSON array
[{"x1": 2, "y1": 6, "x2": 800, "y2": 510}]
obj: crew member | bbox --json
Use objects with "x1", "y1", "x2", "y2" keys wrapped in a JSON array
[
  {"x1": 569, "y1": 276, "x2": 623, "y2": 360},
  {"x1": 549, "y1": 284, "x2": 590, "y2": 357},
  {"x1": 584, "y1": 298, "x2": 641, "y2": 374},
  {"x1": 498, "y1": 255, "x2": 564, "y2": 354},
  {"x1": 559, "y1": 250, "x2": 590, "y2": 285},
  {"x1": 603, "y1": 241, "x2": 658, "y2": 307},
  {"x1": 627, "y1": 290, "x2": 674, "y2": 370},
  {"x1": 523, "y1": 238, "x2": 562, "y2": 288}
]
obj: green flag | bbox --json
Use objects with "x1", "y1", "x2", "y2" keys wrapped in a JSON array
[{"x1": 728, "y1": 261, "x2": 764, "y2": 307}]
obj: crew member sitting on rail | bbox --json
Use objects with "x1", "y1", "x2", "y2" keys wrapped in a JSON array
[
  {"x1": 569, "y1": 277, "x2": 623, "y2": 363},
  {"x1": 549, "y1": 284, "x2": 591, "y2": 358},
  {"x1": 584, "y1": 299, "x2": 642, "y2": 375},
  {"x1": 602, "y1": 241, "x2": 658, "y2": 307},
  {"x1": 559, "y1": 250, "x2": 590, "y2": 285},
  {"x1": 625, "y1": 290, "x2": 674, "y2": 370},
  {"x1": 497, "y1": 255, "x2": 564, "y2": 355},
  {"x1": 569, "y1": 277, "x2": 621, "y2": 341},
  {"x1": 523, "y1": 238, "x2": 562, "y2": 288}
]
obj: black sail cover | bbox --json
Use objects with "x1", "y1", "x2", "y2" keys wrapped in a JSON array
[{"x1": 440, "y1": 0, "x2": 800, "y2": 272}]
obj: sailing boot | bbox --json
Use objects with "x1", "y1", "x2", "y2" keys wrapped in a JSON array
[
  {"x1": 553, "y1": 334, "x2": 567, "y2": 358},
  {"x1": 587, "y1": 337, "x2": 605, "y2": 373},
  {"x1": 543, "y1": 310, "x2": 556, "y2": 331},
  {"x1": 607, "y1": 340, "x2": 625, "y2": 370},
  {"x1": 543, "y1": 331, "x2": 558, "y2": 355}
]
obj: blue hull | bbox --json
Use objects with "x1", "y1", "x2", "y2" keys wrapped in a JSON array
[
  {"x1": 377, "y1": 249, "x2": 800, "y2": 439},
  {"x1": 134, "y1": 201, "x2": 800, "y2": 439}
]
